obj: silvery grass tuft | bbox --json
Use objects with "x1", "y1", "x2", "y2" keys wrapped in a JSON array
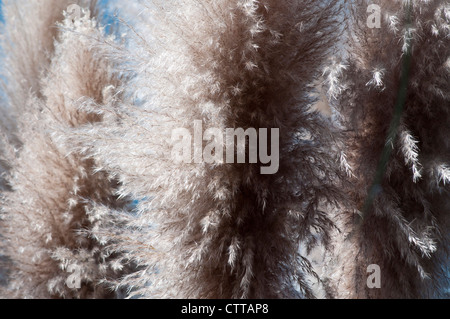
[
  {"x1": 0, "y1": 0, "x2": 127, "y2": 298},
  {"x1": 0, "y1": 0, "x2": 98, "y2": 116},
  {"x1": 68, "y1": 0, "x2": 347, "y2": 298},
  {"x1": 324, "y1": 0, "x2": 450, "y2": 298},
  {"x1": 0, "y1": 0, "x2": 98, "y2": 191},
  {"x1": 0, "y1": 0, "x2": 448, "y2": 299}
]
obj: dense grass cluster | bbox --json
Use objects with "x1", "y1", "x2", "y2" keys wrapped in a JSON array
[{"x1": 0, "y1": 0, "x2": 448, "y2": 299}]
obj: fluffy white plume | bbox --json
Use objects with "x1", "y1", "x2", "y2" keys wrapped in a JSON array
[{"x1": 68, "y1": 0, "x2": 347, "y2": 299}]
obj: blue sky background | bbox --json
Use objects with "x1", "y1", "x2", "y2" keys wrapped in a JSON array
[{"x1": 0, "y1": 0, "x2": 4, "y2": 23}]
